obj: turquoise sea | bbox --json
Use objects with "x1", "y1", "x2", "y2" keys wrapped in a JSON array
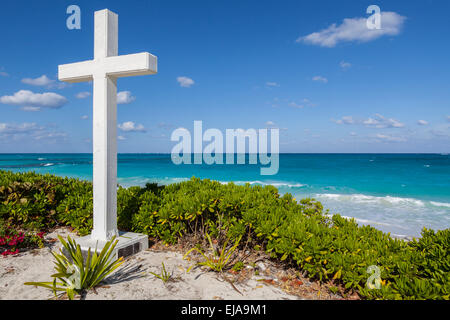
[{"x1": 1, "y1": 153, "x2": 449, "y2": 238}]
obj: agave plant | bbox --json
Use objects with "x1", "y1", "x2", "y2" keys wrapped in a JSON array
[
  {"x1": 149, "y1": 262, "x2": 173, "y2": 283},
  {"x1": 25, "y1": 235, "x2": 124, "y2": 300},
  {"x1": 184, "y1": 233, "x2": 242, "y2": 272}
]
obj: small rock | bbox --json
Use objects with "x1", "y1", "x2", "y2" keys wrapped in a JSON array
[{"x1": 256, "y1": 262, "x2": 266, "y2": 271}]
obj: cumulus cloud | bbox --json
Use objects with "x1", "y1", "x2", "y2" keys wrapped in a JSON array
[
  {"x1": 265, "y1": 121, "x2": 276, "y2": 126},
  {"x1": 333, "y1": 116, "x2": 355, "y2": 125},
  {"x1": 0, "y1": 122, "x2": 67, "y2": 142},
  {"x1": 333, "y1": 114, "x2": 405, "y2": 128},
  {"x1": 118, "y1": 121, "x2": 146, "y2": 132},
  {"x1": 81, "y1": 115, "x2": 89, "y2": 120},
  {"x1": 0, "y1": 122, "x2": 41, "y2": 134},
  {"x1": 177, "y1": 76, "x2": 195, "y2": 88},
  {"x1": 363, "y1": 114, "x2": 404, "y2": 128},
  {"x1": 289, "y1": 102, "x2": 304, "y2": 109},
  {"x1": 76, "y1": 91, "x2": 91, "y2": 99},
  {"x1": 21, "y1": 75, "x2": 54, "y2": 86},
  {"x1": 288, "y1": 98, "x2": 316, "y2": 109},
  {"x1": 21, "y1": 106, "x2": 41, "y2": 112},
  {"x1": 266, "y1": 82, "x2": 280, "y2": 87},
  {"x1": 375, "y1": 133, "x2": 406, "y2": 142},
  {"x1": 0, "y1": 67, "x2": 8, "y2": 77},
  {"x1": 297, "y1": 12, "x2": 406, "y2": 47},
  {"x1": 117, "y1": 91, "x2": 136, "y2": 104},
  {"x1": 118, "y1": 135, "x2": 126, "y2": 141},
  {"x1": 430, "y1": 127, "x2": 450, "y2": 138},
  {"x1": 158, "y1": 122, "x2": 176, "y2": 130},
  {"x1": 340, "y1": 61, "x2": 352, "y2": 69},
  {"x1": 417, "y1": 120, "x2": 429, "y2": 126},
  {"x1": 0, "y1": 90, "x2": 68, "y2": 111},
  {"x1": 312, "y1": 76, "x2": 328, "y2": 83}
]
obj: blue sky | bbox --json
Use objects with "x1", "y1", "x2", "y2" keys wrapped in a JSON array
[{"x1": 0, "y1": 0, "x2": 449, "y2": 153}]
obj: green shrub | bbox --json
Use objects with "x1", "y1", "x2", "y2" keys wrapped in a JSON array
[{"x1": 1, "y1": 170, "x2": 449, "y2": 300}]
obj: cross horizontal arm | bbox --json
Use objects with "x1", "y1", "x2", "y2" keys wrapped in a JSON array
[
  {"x1": 58, "y1": 60, "x2": 94, "y2": 83},
  {"x1": 104, "y1": 52, "x2": 157, "y2": 78}
]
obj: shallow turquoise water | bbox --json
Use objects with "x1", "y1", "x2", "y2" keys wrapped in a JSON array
[{"x1": 1, "y1": 153, "x2": 449, "y2": 237}]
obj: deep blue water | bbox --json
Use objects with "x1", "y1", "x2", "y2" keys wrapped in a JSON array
[{"x1": 1, "y1": 153, "x2": 449, "y2": 237}]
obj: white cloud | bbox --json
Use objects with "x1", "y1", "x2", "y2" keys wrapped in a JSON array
[
  {"x1": 417, "y1": 120, "x2": 429, "y2": 126},
  {"x1": 118, "y1": 135, "x2": 126, "y2": 140},
  {"x1": 177, "y1": 76, "x2": 195, "y2": 88},
  {"x1": 158, "y1": 122, "x2": 176, "y2": 130},
  {"x1": 118, "y1": 121, "x2": 146, "y2": 132},
  {"x1": 21, "y1": 75, "x2": 54, "y2": 86},
  {"x1": 76, "y1": 91, "x2": 91, "y2": 99},
  {"x1": 0, "y1": 67, "x2": 9, "y2": 77},
  {"x1": 288, "y1": 98, "x2": 317, "y2": 109},
  {"x1": 430, "y1": 127, "x2": 450, "y2": 138},
  {"x1": 0, "y1": 90, "x2": 68, "y2": 110},
  {"x1": 363, "y1": 114, "x2": 404, "y2": 128},
  {"x1": 375, "y1": 133, "x2": 406, "y2": 142},
  {"x1": 340, "y1": 61, "x2": 352, "y2": 69},
  {"x1": 312, "y1": 76, "x2": 328, "y2": 83},
  {"x1": 117, "y1": 91, "x2": 136, "y2": 104},
  {"x1": 350, "y1": 131, "x2": 357, "y2": 136},
  {"x1": 81, "y1": 115, "x2": 89, "y2": 120},
  {"x1": 288, "y1": 102, "x2": 304, "y2": 109},
  {"x1": 266, "y1": 82, "x2": 280, "y2": 87},
  {"x1": 0, "y1": 122, "x2": 67, "y2": 142},
  {"x1": 21, "y1": 106, "x2": 42, "y2": 112},
  {"x1": 334, "y1": 116, "x2": 355, "y2": 125},
  {"x1": 50, "y1": 82, "x2": 70, "y2": 89},
  {"x1": 447, "y1": 116, "x2": 450, "y2": 122},
  {"x1": 297, "y1": 12, "x2": 406, "y2": 47},
  {"x1": 265, "y1": 121, "x2": 276, "y2": 126},
  {"x1": 0, "y1": 122, "x2": 41, "y2": 134},
  {"x1": 334, "y1": 114, "x2": 405, "y2": 128}
]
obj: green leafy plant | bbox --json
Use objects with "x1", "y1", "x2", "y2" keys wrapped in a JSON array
[
  {"x1": 2, "y1": 170, "x2": 449, "y2": 300},
  {"x1": 184, "y1": 233, "x2": 242, "y2": 272},
  {"x1": 232, "y1": 261, "x2": 245, "y2": 272},
  {"x1": 24, "y1": 235, "x2": 124, "y2": 300},
  {"x1": 149, "y1": 262, "x2": 173, "y2": 283}
]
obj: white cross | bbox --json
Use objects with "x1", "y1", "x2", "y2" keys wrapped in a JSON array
[{"x1": 58, "y1": 9, "x2": 157, "y2": 241}]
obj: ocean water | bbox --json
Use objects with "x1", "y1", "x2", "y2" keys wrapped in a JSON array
[{"x1": 0, "y1": 153, "x2": 449, "y2": 238}]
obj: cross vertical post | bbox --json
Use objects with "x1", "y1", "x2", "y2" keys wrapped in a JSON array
[
  {"x1": 92, "y1": 10, "x2": 119, "y2": 241},
  {"x1": 58, "y1": 8, "x2": 157, "y2": 257}
]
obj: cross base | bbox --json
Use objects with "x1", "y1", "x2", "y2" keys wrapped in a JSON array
[{"x1": 63, "y1": 231, "x2": 149, "y2": 261}]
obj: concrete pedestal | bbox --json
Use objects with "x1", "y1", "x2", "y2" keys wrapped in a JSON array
[{"x1": 66, "y1": 232, "x2": 148, "y2": 260}]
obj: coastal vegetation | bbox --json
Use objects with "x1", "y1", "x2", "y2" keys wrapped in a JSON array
[
  {"x1": 0, "y1": 170, "x2": 449, "y2": 300},
  {"x1": 24, "y1": 235, "x2": 124, "y2": 300}
]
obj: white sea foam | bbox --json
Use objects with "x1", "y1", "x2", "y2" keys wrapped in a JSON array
[
  {"x1": 338, "y1": 215, "x2": 408, "y2": 229},
  {"x1": 312, "y1": 192, "x2": 450, "y2": 237},
  {"x1": 117, "y1": 176, "x2": 190, "y2": 187},
  {"x1": 316, "y1": 193, "x2": 450, "y2": 210},
  {"x1": 315, "y1": 193, "x2": 428, "y2": 207},
  {"x1": 230, "y1": 180, "x2": 307, "y2": 188},
  {"x1": 430, "y1": 201, "x2": 450, "y2": 208}
]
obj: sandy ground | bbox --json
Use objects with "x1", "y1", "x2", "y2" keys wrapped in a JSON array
[{"x1": 0, "y1": 228, "x2": 342, "y2": 300}]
